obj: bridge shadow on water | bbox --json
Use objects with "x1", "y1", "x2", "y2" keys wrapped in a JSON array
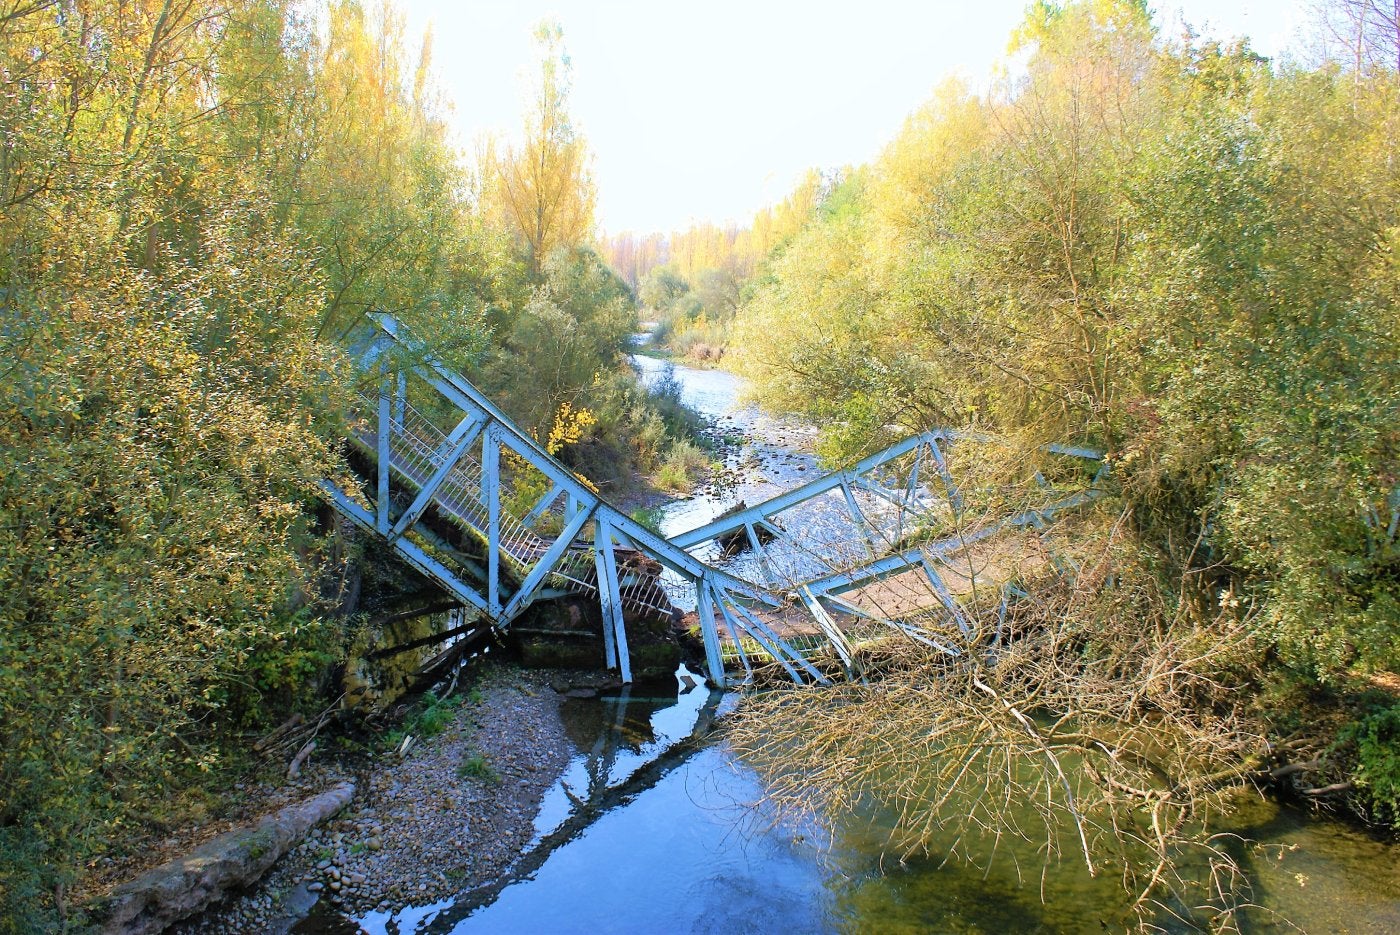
[{"x1": 296, "y1": 671, "x2": 747, "y2": 935}]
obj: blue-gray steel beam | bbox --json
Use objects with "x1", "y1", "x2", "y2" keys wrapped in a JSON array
[
  {"x1": 367, "y1": 313, "x2": 766, "y2": 597},
  {"x1": 711, "y1": 584, "x2": 753, "y2": 680},
  {"x1": 839, "y1": 480, "x2": 880, "y2": 550},
  {"x1": 799, "y1": 483, "x2": 1109, "y2": 600},
  {"x1": 394, "y1": 370, "x2": 406, "y2": 427},
  {"x1": 918, "y1": 555, "x2": 971, "y2": 635},
  {"x1": 799, "y1": 585, "x2": 855, "y2": 675},
  {"x1": 695, "y1": 574, "x2": 726, "y2": 687},
  {"x1": 852, "y1": 474, "x2": 934, "y2": 520},
  {"x1": 725, "y1": 601, "x2": 829, "y2": 685},
  {"x1": 522, "y1": 482, "x2": 562, "y2": 529},
  {"x1": 669, "y1": 431, "x2": 950, "y2": 549},
  {"x1": 500, "y1": 504, "x2": 595, "y2": 620},
  {"x1": 821, "y1": 592, "x2": 963, "y2": 657},
  {"x1": 322, "y1": 483, "x2": 490, "y2": 615},
  {"x1": 483, "y1": 427, "x2": 501, "y2": 615},
  {"x1": 594, "y1": 516, "x2": 631, "y2": 681},
  {"x1": 927, "y1": 438, "x2": 962, "y2": 517},
  {"x1": 376, "y1": 378, "x2": 391, "y2": 535},
  {"x1": 338, "y1": 312, "x2": 1111, "y2": 687}
]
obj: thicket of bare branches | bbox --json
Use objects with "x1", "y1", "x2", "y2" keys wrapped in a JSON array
[{"x1": 728, "y1": 508, "x2": 1274, "y2": 930}]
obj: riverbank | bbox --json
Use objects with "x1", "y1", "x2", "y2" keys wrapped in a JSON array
[{"x1": 77, "y1": 665, "x2": 603, "y2": 933}]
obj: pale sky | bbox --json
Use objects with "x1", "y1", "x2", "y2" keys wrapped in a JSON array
[{"x1": 395, "y1": 0, "x2": 1307, "y2": 235}]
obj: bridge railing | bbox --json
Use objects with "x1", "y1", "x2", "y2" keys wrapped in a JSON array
[{"x1": 324, "y1": 312, "x2": 1110, "y2": 689}]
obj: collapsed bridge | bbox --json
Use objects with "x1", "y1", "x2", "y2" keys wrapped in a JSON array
[{"x1": 322, "y1": 313, "x2": 1109, "y2": 687}]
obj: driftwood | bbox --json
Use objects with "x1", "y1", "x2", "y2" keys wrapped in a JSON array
[
  {"x1": 712, "y1": 501, "x2": 780, "y2": 556},
  {"x1": 97, "y1": 781, "x2": 355, "y2": 935},
  {"x1": 256, "y1": 695, "x2": 345, "y2": 761},
  {"x1": 252, "y1": 713, "x2": 305, "y2": 753},
  {"x1": 287, "y1": 740, "x2": 316, "y2": 780}
]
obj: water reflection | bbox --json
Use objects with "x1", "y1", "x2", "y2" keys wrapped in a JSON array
[{"x1": 325, "y1": 671, "x2": 1399, "y2": 935}]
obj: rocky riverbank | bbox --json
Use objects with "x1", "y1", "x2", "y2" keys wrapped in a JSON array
[{"x1": 171, "y1": 664, "x2": 590, "y2": 933}]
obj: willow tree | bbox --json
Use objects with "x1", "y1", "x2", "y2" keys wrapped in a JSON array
[{"x1": 484, "y1": 21, "x2": 596, "y2": 276}]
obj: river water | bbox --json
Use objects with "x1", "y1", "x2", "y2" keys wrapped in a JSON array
[{"x1": 319, "y1": 356, "x2": 1400, "y2": 934}]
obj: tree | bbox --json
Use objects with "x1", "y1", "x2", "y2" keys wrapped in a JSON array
[
  {"x1": 1312, "y1": 0, "x2": 1400, "y2": 72},
  {"x1": 639, "y1": 266, "x2": 690, "y2": 311},
  {"x1": 485, "y1": 21, "x2": 596, "y2": 276}
]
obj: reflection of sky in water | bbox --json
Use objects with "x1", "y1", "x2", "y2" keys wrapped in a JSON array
[
  {"x1": 449, "y1": 742, "x2": 828, "y2": 935},
  {"x1": 343, "y1": 678, "x2": 1400, "y2": 935},
  {"x1": 529, "y1": 667, "x2": 713, "y2": 842}
]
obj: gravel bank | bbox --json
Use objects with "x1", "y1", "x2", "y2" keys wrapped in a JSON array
[{"x1": 175, "y1": 665, "x2": 580, "y2": 933}]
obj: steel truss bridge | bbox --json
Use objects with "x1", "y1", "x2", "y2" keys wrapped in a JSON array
[{"x1": 322, "y1": 314, "x2": 1109, "y2": 688}]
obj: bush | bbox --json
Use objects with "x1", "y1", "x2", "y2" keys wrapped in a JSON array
[
  {"x1": 1341, "y1": 701, "x2": 1400, "y2": 823},
  {"x1": 654, "y1": 441, "x2": 712, "y2": 492}
]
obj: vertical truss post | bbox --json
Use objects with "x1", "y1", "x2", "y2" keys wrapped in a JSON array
[
  {"x1": 711, "y1": 584, "x2": 752, "y2": 681},
  {"x1": 388, "y1": 413, "x2": 487, "y2": 542},
  {"x1": 839, "y1": 481, "x2": 878, "y2": 552},
  {"x1": 594, "y1": 516, "x2": 631, "y2": 682},
  {"x1": 929, "y1": 439, "x2": 963, "y2": 517},
  {"x1": 483, "y1": 426, "x2": 501, "y2": 615},
  {"x1": 695, "y1": 574, "x2": 726, "y2": 687},
  {"x1": 376, "y1": 368, "x2": 392, "y2": 535}
]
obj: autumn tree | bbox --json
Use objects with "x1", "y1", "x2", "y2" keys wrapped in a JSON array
[
  {"x1": 730, "y1": 0, "x2": 1400, "y2": 880},
  {"x1": 484, "y1": 21, "x2": 596, "y2": 277}
]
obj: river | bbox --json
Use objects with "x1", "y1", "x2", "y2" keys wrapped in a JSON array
[{"x1": 309, "y1": 356, "x2": 1400, "y2": 934}]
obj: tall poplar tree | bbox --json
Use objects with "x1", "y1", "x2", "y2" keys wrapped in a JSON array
[{"x1": 485, "y1": 21, "x2": 596, "y2": 276}]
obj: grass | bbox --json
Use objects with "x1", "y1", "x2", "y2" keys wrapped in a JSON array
[
  {"x1": 654, "y1": 440, "x2": 713, "y2": 492},
  {"x1": 630, "y1": 504, "x2": 666, "y2": 531},
  {"x1": 457, "y1": 752, "x2": 501, "y2": 784},
  {"x1": 384, "y1": 689, "x2": 463, "y2": 751}
]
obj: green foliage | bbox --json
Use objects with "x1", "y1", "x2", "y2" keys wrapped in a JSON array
[
  {"x1": 0, "y1": 0, "x2": 608, "y2": 924},
  {"x1": 630, "y1": 505, "x2": 666, "y2": 531},
  {"x1": 733, "y1": 0, "x2": 1400, "y2": 688},
  {"x1": 1341, "y1": 701, "x2": 1400, "y2": 821},
  {"x1": 654, "y1": 441, "x2": 713, "y2": 492},
  {"x1": 479, "y1": 246, "x2": 636, "y2": 442},
  {"x1": 536, "y1": 365, "x2": 706, "y2": 491},
  {"x1": 406, "y1": 691, "x2": 460, "y2": 740},
  {"x1": 639, "y1": 266, "x2": 691, "y2": 311}
]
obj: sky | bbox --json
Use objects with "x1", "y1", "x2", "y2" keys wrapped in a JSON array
[{"x1": 394, "y1": 0, "x2": 1308, "y2": 235}]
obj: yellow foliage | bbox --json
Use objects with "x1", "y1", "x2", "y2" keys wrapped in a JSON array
[{"x1": 545, "y1": 401, "x2": 597, "y2": 455}]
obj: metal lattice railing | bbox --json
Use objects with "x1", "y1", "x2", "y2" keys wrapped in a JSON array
[{"x1": 324, "y1": 313, "x2": 1109, "y2": 688}]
